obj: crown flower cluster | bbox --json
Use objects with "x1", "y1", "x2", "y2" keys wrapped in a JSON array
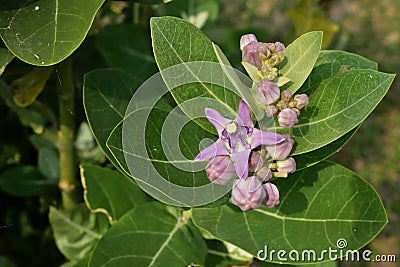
[{"x1": 240, "y1": 34, "x2": 309, "y2": 129}]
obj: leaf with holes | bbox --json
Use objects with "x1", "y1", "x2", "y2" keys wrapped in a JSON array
[
  {"x1": 192, "y1": 161, "x2": 387, "y2": 264},
  {"x1": 89, "y1": 202, "x2": 207, "y2": 266},
  {"x1": 0, "y1": 0, "x2": 104, "y2": 66}
]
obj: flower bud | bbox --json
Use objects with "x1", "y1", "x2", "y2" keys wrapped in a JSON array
[
  {"x1": 248, "y1": 151, "x2": 264, "y2": 172},
  {"x1": 265, "y1": 134, "x2": 294, "y2": 160},
  {"x1": 256, "y1": 79, "x2": 280, "y2": 105},
  {"x1": 256, "y1": 166, "x2": 272, "y2": 181},
  {"x1": 263, "y1": 182, "x2": 280, "y2": 208},
  {"x1": 240, "y1": 34, "x2": 258, "y2": 51},
  {"x1": 276, "y1": 157, "x2": 296, "y2": 173},
  {"x1": 281, "y1": 90, "x2": 292, "y2": 102},
  {"x1": 205, "y1": 156, "x2": 236, "y2": 185},
  {"x1": 257, "y1": 43, "x2": 271, "y2": 60},
  {"x1": 294, "y1": 94, "x2": 309, "y2": 109},
  {"x1": 265, "y1": 105, "x2": 278, "y2": 117},
  {"x1": 274, "y1": 42, "x2": 285, "y2": 52},
  {"x1": 231, "y1": 177, "x2": 266, "y2": 211},
  {"x1": 277, "y1": 108, "x2": 299, "y2": 128},
  {"x1": 242, "y1": 41, "x2": 262, "y2": 67}
]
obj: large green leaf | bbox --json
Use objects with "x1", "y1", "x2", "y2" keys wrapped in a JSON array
[
  {"x1": 150, "y1": 16, "x2": 242, "y2": 133},
  {"x1": 80, "y1": 164, "x2": 152, "y2": 224},
  {"x1": 89, "y1": 202, "x2": 207, "y2": 266},
  {"x1": 96, "y1": 24, "x2": 157, "y2": 79},
  {"x1": 192, "y1": 161, "x2": 387, "y2": 264},
  {"x1": 0, "y1": 0, "x2": 104, "y2": 66},
  {"x1": 49, "y1": 204, "x2": 109, "y2": 262},
  {"x1": 83, "y1": 69, "x2": 141, "y2": 174},
  {"x1": 280, "y1": 31, "x2": 322, "y2": 93},
  {"x1": 278, "y1": 69, "x2": 395, "y2": 155},
  {"x1": 0, "y1": 48, "x2": 14, "y2": 76}
]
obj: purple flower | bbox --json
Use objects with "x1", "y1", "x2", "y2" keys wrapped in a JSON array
[
  {"x1": 274, "y1": 42, "x2": 285, "y2": 52},
  {"x1": 263, "y1": 182, "x2": 280, "y2": 208},
  {"x1": 205, "y1": 156, "x2": 236, "y2": 185},
  {"x1": 240, "y1": 34, "x2": 257, "y2": 50},
  {"x1": 265, "y1": 105, "x2": 278, "y2": 117},
  {"x1": 195, "y1": 100, "x2": 285, "y2": 179},
  {"x1": 276, "y1": 157, "x2": 296, "y2": 173},
  {"x1": 257, "y1": 79, "x2": 280, "y2": 105},
  {"x1": 231, "y1": 176, "x2": 266, "y2": 211},
  {"x1": 294, "y1": 94, "x2": 309, "y2": 109},
  {"x1": 277, "y1": 108, "x2": 299, "y2": 128},
  {"x1": 265, "y1": 134, "x2": 294, "y2": 160},
  {"x1": 242, "y1": 41, "x2": 262, "y2": 68},
  {"x1": 256, "y1": 167, "x2": 272, "y2": 182}
]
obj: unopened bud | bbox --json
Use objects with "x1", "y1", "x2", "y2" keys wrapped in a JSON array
[
  {"x1": 231, "y1": 177, "x2": 266, "y2": 211},
  {"x1": 274, "y1": 42, "x2": 285, "y2": 52},
  {"x1": 240, "y1": 34, "x2": 258, "y2": 51},
  {"x1": 276, "y1": 157, "x2": 296, "y2": 173},
  {"x1": 256, "y1": 166, "x2": 272, "y2": 182},
  {"x1": 281, "y1": 90, "x2": 292, "y2": 102},
  {"x1": 294, "y1": 94, "x2": 309, "y2": 109},
  {"x1": 266, "y1": 134, "x2": 294, "y2": 160},
  {"x1": 242, "y1": 41, "x2": 262, "y2": 68},
  {"x1": 265, "y1": 105, "x2": 278, "y2": 117},
  {"x1": 257, "y1": 43, "x2": 271, "y2": 60},
  {"x1": 263, "y1": 182, "x2": 280, "y2": 208},
  {"x1": 257, "y1": 79, "x2": 280, "y2": 105},
  {"x1": 205, "y1": 156, "x2": 236, "y2": 185},
  {"x1": 277, "y1": 108, "x2": 299, "y2": 128}
]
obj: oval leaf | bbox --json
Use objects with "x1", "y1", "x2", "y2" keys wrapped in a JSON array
[
  {"x1": 0, "y1": 0, "x2": 104, "y2": 65},
  {"x1": 90, "y1": 202, "x2": 207, "y2": 266},
  {"x1": 280, "y1": 31, "x2": 323, "y2": 93},
  {"x1": 192, "y1": 161, "x2": 387, "y2": 264}
]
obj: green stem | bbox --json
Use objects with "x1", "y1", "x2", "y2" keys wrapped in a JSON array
[
  {"x1": 56, "y1": 58, "x2": 79, "y2": 209},
  {"x1": 133, "y1": 3, "x2": 139, "y2": 25}
]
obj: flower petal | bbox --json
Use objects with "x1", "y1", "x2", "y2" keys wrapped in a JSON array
[
  {"x1": 251, "y1": 129, "x2": 285, "y2": 148},
  {"x1": 235, "y1": 100, "x2": 253, "y2": 127},
  {"x1": 195, "y1": 139, "x2": 229, "y2": 160},
  {"x1": 205, "y1": 108, "x2": 232, "y2": 135},
  {"x1": 231, "y1": 149, "x2": 251, "y2": 179}
]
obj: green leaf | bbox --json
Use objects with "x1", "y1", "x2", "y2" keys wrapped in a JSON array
[
  {"x1": 89, "y1": 202, "x2": 207, "y2": 266},
  {"x1": 192, "y1": 161, "x2": 387, "y2": 264},
  {"x1": 280, "y1": 31, "x2": 323, "y2": 93},
  {"x1": 0, "y1": 165, "x2": 56, "y2": 197},
  {"x1": 0, "y1": 0, "x2": 105, "y2": 66},
  {"x1": 0, "y1": 48, "x2": 14, "y2": 76},
  {"x1": 49, "y1": 204, "x2": 110, "y2": 262},
  {"x1": 38, "y1": 146, "x2": 59, "y2": 180},
  {"x1": 280, "y1": 69, "x2": 395, "y2": 155},
  {"x1": 97, "y1": 24, "x2": 157, "y2": 79},
  {"x1": 302, "y1": 50, "x2": 378, "y2": 91},
  {"x1": 80, "y1": 164, "x2": 152, "y2": 224},
  {"x1": 124, "y1": 0, "x2": 172, "y2": 4},
  {"x1": 0, "y1": 256, "x2": 17, "y2": 267},
  {"x1": 10, "y1": 66, "x2": 53, "y2": 107},
  {"x1": 150, "y1": 16, "x2": 242, "y2": 133},
  {"x1": 293, "y1": 126, "x2": 358, "y2": 171},
  {"x1": 83, "y1": 69, "x2": 141, "y2": 173}
]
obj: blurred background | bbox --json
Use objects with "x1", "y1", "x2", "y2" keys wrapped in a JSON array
[{"x1": 0, "y1": 0, "x2": 398, "y2": 266}]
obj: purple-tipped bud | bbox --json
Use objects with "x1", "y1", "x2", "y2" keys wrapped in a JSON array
[
  {"x1": 231, "y1": 177, "x2": 266, "y2": 211},
  {"x1": 242, "y1": 41, "x2": 262, "y2": 68},
  {"x1": 281, "y1": 90, "x2": 292, "y2": 102},
  {"x1": 265, "y1": 105, "x2": 278, "y2": 117},
  {"x1": 257, "y1": 79, "x2": 280, "y2": 105},
  {"x1": 263, "y1": 182, "x2": 280, "y2": 208},
  {"x1": 274, "y1": 42, "x2": 285, "y2": 52},
  {"x1": 278, "y1": 108, "x2": 299, "y2": 128},
  {"x1": 240, "y1": 34, "x2": 258, "y2": 51},
  {"x1": 294, "y1": 94, "x2": 309, "y2": 109},
  {"x1": 266, "y1": 134, "x2": 294, "y2": 160},
  {"x1": 205, "y1": 156, "x2": 236, "y2": 185},
  {"x1": 256, "y1": 166, "x2": 272, "y2": 181},
  {"x1": 257, "y1": 43, "x2": 271, "y2": 60},
  {"x1": 248, "y1": 151, "x2": 264, "y2": 172},
  {"x1": 276, "y1": 157, "x2": 296, "y2": 173}
]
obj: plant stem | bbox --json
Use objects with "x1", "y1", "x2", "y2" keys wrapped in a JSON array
[
  {"x1": 57, "y1": 58, "x2": 79, "y2": 209},
  {"x1": 133, "y1": 3, "x2": 139, "y2": 25}
]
